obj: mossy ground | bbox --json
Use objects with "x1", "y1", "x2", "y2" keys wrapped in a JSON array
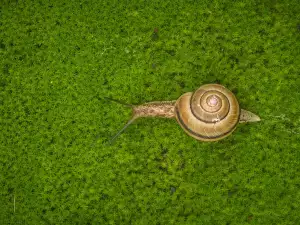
[{"x1": 0, "y1": 0, "x2": 300, "y2": 224}]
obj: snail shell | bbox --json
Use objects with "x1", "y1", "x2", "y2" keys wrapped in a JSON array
[{"x1": 174, "y1": 84, "x2": 240, "y2": 141}]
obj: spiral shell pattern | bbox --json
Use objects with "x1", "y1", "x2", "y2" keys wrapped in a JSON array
[{"x1": 174, "y1": 84, "x2": 240, "y2": 141}]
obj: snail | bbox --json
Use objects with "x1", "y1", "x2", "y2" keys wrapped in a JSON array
[{"x1": 106, "y1": 84, "x2": 260, "y2": 143}]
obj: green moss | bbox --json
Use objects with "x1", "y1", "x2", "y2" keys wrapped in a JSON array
[{"x1": 0, "y1": 0, "x2": 299, "y2": 224}]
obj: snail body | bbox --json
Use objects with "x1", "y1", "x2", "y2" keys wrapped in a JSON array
[{"x1": 107, "y1": 84, "x2": 260, "y2": 143}]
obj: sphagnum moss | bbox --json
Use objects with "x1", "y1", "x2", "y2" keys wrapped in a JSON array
[{"x1": 0, "y1": 0, "x2": 299, "y2": 224}]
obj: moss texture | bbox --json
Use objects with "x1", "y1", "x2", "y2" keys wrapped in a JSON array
[{"x1": 0, "y1": 0, "x2": 300, "y2": 224}]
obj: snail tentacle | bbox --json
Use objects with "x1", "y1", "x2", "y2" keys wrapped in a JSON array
[
  {"x1": 104, "y1": 96, "x2": 135, "y2": 108},
  {"x1": 107, "y1": 99, "x2": 176, "y2": 143}
]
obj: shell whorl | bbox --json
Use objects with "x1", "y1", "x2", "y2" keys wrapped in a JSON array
[{"x1": 175, "y1": 84, "x2": 240, "y2": 141}]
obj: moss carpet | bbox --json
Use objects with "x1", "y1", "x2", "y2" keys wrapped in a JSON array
[{"x1": 0, "y1": 0, "x2": 300, "y2": 224}]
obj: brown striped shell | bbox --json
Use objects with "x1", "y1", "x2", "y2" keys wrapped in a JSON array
[{"x1": 174, "y1": 84, "x2": 240, "y2": 141}]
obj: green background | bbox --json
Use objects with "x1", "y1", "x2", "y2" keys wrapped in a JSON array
[{"x1": 1, "y1": 0, "x2": 300, "y2": 224}]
